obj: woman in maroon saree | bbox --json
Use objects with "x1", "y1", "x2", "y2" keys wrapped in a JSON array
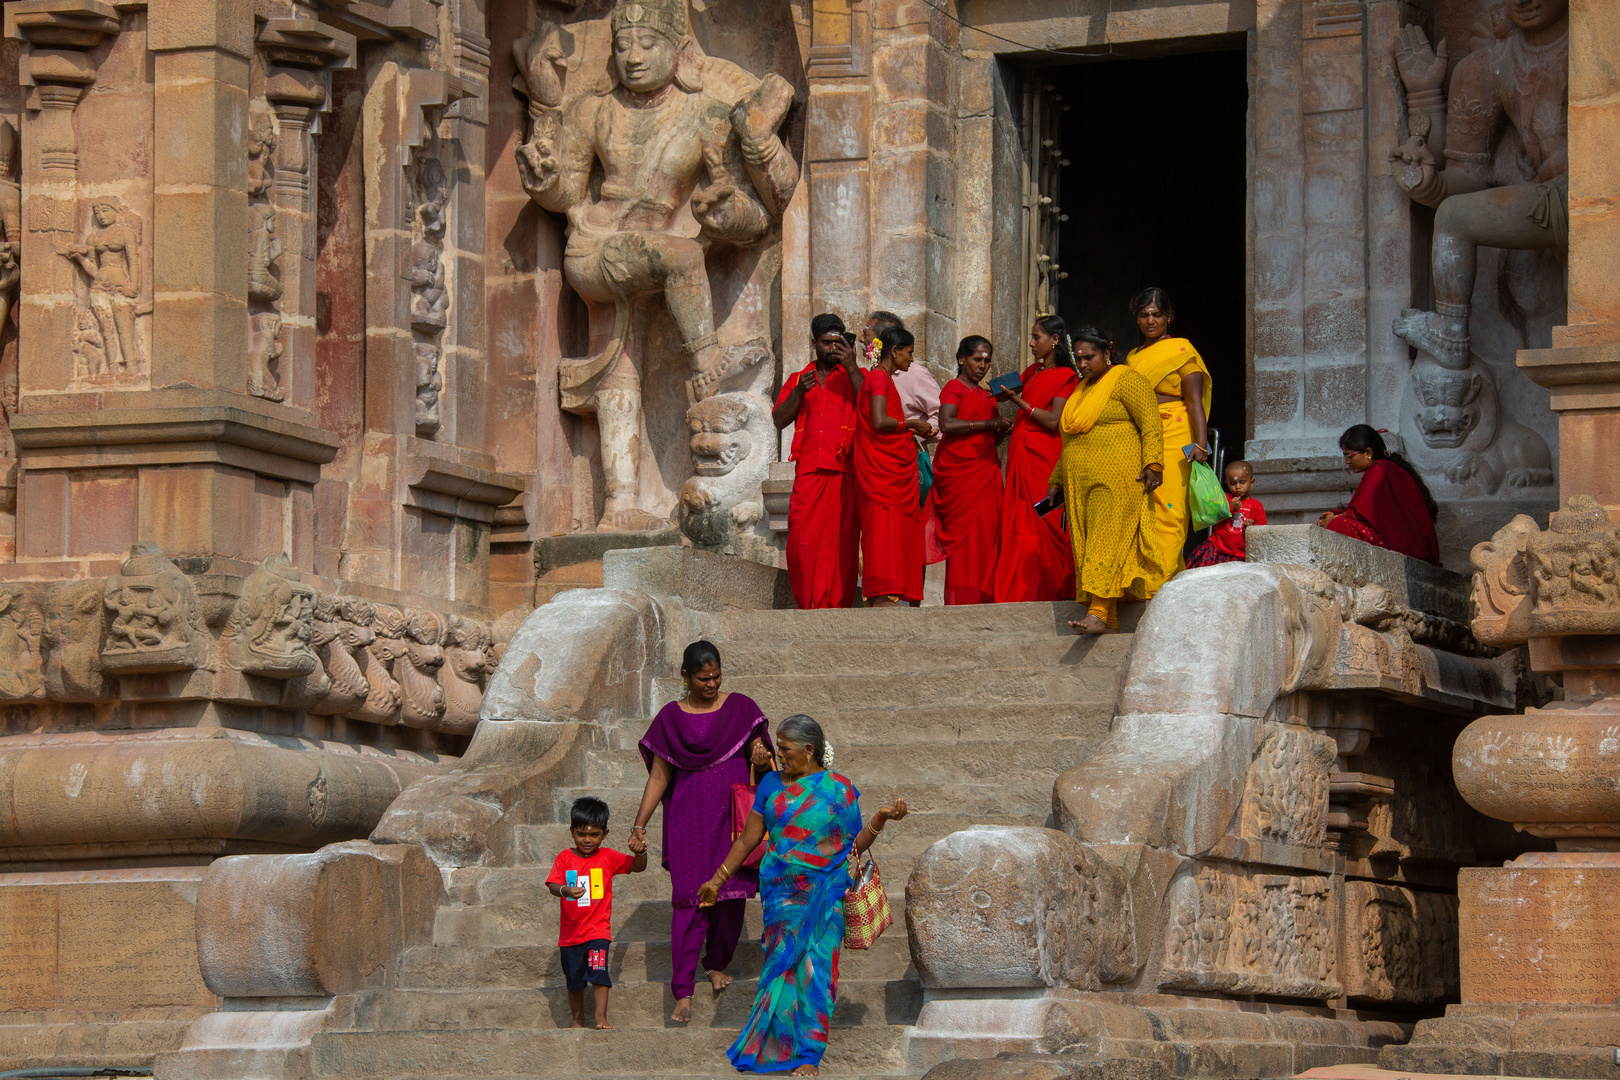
[
  {"x1": 631, "y1": 641, "x2": 773, "y2": 1024},
  {"x1": 1318, "y1": 425, "x2": 1441, "y2": 565}
]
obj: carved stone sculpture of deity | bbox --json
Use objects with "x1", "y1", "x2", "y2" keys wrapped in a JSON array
[
  {"x1": 404, "y1": 240, "x2": 449, "y2": 332},
  {"x1": 438, "y1": 615, "x2": 493, "y2": 735},
  {"x1": 414, "y1": 341, "x2": 443, "y2": 435},
  {"x1": 1390, "y1": 0, "x2": 1568, "y2": 365},
  {"x1": 61, "y1": 198, "x2": 143, "y2": 379},
  {"x1": 0, "y1": 585, "x2": 45, "y2": 700},
  {"x1": 101, "y1": 543, "x2": 208, "y2": 674},
  {"x1": 248, "y1": 312, "x2": 286, "y2": 403},
  {"x1": 0, "y1": 121, "x2": 19, "y2": 336},
  {"x1": 398, "y1": 609, "x2": 448, "y2": 728},
  {"x1": 513, "y1": 0, "x2": 799, "y2": 532},
  {"x1": 224, "y1": 554, "x2": 318, "y2": 678},
  {"x1": 247, "y1": 112, "x2": 283, "y2": 307}
]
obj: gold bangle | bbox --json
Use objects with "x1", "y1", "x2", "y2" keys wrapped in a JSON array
[
  {"x1": 1145, "y1": 463, "x2": 1164, "y2": 473},
  {"x1": 715, "y1": 865, "x2": 732, "y2": 883}
]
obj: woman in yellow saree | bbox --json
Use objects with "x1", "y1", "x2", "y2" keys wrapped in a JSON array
[
  {"x1": 1125, "y1": 288, "x2": 1212, "y2": 591},
  {"x1": 1047, "y1": 327, "x2": 1167, "y2": 636}
]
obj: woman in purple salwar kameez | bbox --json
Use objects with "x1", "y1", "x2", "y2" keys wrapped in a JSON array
[{"x1": 632, "y1": 641, "x2": 774, "y2": 1024}]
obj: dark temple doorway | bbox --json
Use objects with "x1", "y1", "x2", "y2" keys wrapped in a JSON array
[{"x1": 1052, "y1": 49, "x2": 1249, "y2": 460}]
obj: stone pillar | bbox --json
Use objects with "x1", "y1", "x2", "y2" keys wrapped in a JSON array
[
  {"x1": 804, "y1": 0, "x2": 873, "y2": 324},
  {"x1": 1382, "y1": 9, "x2": 1620, "y2": 1072},
  {"x1": 7, "y1": 0, "x2": 341, "y2": 573},
  {"x1": 1245, "y1": 0, "x2": 1362, "y2": 524},
  {"x1": 257, "y1": 20, "x2": 357, "y2": 411},
  {"x1": 1517, "y1": 0, "x2": 1620, "y2": 513},
  {"x1": 4, "y1": 0, "x2": 121, "y2": 395}
]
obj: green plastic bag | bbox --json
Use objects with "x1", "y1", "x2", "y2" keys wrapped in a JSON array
[
  {"x1": 917, "y1": 441, "x2": 934, "y2": 507},
  {"x1": 1188, "y1": 460, "x2": 1232, "y2": 531}
]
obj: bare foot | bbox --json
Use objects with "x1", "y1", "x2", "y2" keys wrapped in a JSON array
[
  {"x1": 595, "y1": 1020, "x2": 614, "y2": 1030},
  {"x1": 790, "y1": 1066, "x2": 819, "y2": 1076},
  {"x1": 671, "y1": 997, "x2": 692, "y2": 1024},
  {"x1": 709, "y1": 970, "x2": 734, "y2": 992},
  {"x1": 1067, "y1": 616, "x2": 1116, "y2": 636},
  {"x1": 570, "y1": 1017, "x2": 585, "y2": 1028}
]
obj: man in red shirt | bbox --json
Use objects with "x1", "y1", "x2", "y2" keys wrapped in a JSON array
[
  {"x1": 546, "y1": 796, "x2": 647, "y2": 1029},
  {"x1": 774, "y1": 314, "x2": 862, "y2": 609}
]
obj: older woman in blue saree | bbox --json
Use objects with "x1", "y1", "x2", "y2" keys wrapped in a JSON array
[{"x1": 698, "y1": 714, "x2": 908, "y2": 1076}]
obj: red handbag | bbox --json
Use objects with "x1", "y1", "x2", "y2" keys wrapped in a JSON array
[{"x1": 730, "y1": 764, "x2": 766, "y2": 869}]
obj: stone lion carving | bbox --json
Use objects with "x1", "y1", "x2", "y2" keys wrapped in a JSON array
[
  {"x1": 398, "y1": 609, "x2": 448, "y2": 728},
  {"x1": 679, "y1": 391, "x2": 772, "y2": 550},
  {"x1": 1401, "y1": 354, "x2": 1553, "y2": 495}
]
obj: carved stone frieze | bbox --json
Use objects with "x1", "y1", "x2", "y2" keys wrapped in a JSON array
[
  {"x1": 101, "y1": 543, "x2": 209, "y2": 674},
  {"x1": 45, "y1": 578, "x2": 109, "y2": 701},
  {"x1": 437, "y1": 615, "x2": 492, "y2": 735},
  {"x1": 1239, "y1": 724, "x2": 1334, "y2": 848},
  {"x1": 1470, "y1": 496, "x2": 1620, "y2": 643},
  {"x1": 1160, "y1": 867, "x2": 1340, "y2": 1000},
  {"x1": 0, "y1": 584, "x2": 45, "y2": 700},
  {"x1": 61, "y1": 197, "x2": 146, "y2": 384},
  {"x1": 1341, "y1": 881, "x2": 1458, "y2": 1004},
  {"x1": 224, "y1": 554, "x2": 318, "y2": 678},
  {"x1": 398, "y1": 608, "x2": 447, "y2": 728},
  {"x1": 348, "y1": 599, "x2": 402, "y2": 725}
]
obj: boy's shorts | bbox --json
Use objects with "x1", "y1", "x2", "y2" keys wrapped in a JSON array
[{"x1": 560, "y1": 939, "x2": 612, "y2": 991}]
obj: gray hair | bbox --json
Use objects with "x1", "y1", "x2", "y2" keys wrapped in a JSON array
[{"x1": 777, "y1": 714, "x2": 827, "y2": 766}]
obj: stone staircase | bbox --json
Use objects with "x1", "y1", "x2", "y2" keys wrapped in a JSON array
[{"x1": 296, "y1": 602, "x2": 1136, "y2": 1079}]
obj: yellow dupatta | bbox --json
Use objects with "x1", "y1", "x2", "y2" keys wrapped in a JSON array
[
  {"x1": 1127, "y1": 338, "x2": 1212, "y2": 415},
  {"x1": 1060, "y1": 364, "x2": 1128, "y2": 436}
]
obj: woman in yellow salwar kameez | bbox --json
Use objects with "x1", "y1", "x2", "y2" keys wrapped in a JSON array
[
  {"x1": 1125, "y1": 288, "x2": 1212, "y2": 591},
  {"x1": 1046, "y1": 327, "x2": 1168, "y2": 637}
]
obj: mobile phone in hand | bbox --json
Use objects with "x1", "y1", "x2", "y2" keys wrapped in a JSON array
[{"x1": 1032, "y1": 494, "x2": 1063, "y2": 517}]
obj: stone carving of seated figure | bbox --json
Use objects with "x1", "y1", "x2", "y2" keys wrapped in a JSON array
[{"x1": 513, "y1": 0, "x2": 799, "y2": 532}]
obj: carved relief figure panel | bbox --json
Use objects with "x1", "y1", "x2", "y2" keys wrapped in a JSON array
[
  {"x1": 61, "y1": 198, "x2": 147, "y2": 385},
  {"x1": 1238, "y1": 724, "x2": 1335, "y2": 848},
  {"x1": 513, "y1": 0, "x2": 802, "y2": 533},
  {"x1": 1390, "y1": 0, "x2": 1566, "y2": 498},
  {"x1": 1160, "y1": 867, "x2": 1340, "y2": 1000},
  {"x1": 100, "y1": 543, "x2": 208, "y2": 674}
]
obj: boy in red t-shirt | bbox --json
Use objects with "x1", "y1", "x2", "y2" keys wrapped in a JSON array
[
  {"x1": 546, "y1": 796, "x2": 647, "y2": 1029},
  {"x1": 1187, "y1": 460, "x2": 1268, "y2": 568}
]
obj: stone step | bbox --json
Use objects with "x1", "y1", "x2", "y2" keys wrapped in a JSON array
[
  {"x1": 669, "y1": 668, "x2": 1125, "y2": 714},
  {"x1": 713, "y1": 632, "x2": 1134, "y2": 678},
  {"x1": 307, "y1": 1024, "x2": 915, "y2": 1077},
  {"x1": 347, "y1": 975, "x2": 922, "y2": 1033},
  {"x1": 602, "y1": 700, "x2": 1118, "y2": 751},
  {"x1": 0, "y1": 1017, "x2": 197, "y2": 1072},
  {"x1": 717, "y1": 601, "x2": 1143, "y2": 642},
  {"x1": 579, "y1": 737, "x2": 1102, "y2": 793},
  {"x1": 549, "y1": 775, "x2": 1055, "y2": 828},
  {"x1": 398, "y1": 930, "x2": 913, "y2": 991}
]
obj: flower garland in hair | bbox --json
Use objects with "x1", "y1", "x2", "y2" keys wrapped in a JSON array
[
  {"x1": 822, "y1": 739, "x2": 836, "y2": 770},
  {"x1": 867, "y1": 339, "x2": 882, "y2": 366},
  {"x1": 1063, "y1": 332, "x2": 1074, "y2": 364}
]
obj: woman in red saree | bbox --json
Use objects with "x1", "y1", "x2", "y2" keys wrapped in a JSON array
[
  {"x1": 856, "y1": 326, "x2": 934, "y2": 605},
  {"x1": 1318, "y1": 425, "x2": 1441, "y2": 565},
  {"x1": 928, "y1": 336, "x2": 1009, "y2": 605},
  {"x1": 990, "y1": 316, "x2": 1080, "y2": 602}
]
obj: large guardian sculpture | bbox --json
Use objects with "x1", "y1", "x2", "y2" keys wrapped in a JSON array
[{"x1": 513, "y1": 0, "x2": 799, "y2": 533}]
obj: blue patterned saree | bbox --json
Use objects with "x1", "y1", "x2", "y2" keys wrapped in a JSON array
[{"x1": 728, "y1": 769, "x2": 862, "y2": 1073}]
